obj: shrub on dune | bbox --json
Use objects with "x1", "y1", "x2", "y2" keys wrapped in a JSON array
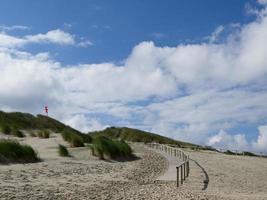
[
  {"x1": 42, "y1": 130, "x2": 50, "y2": 138},
  {"x1": 12, "y1": 127, "x2": 25, "y2": 138},
  {"x1": 61, "y1": 130, "x2": 84, "y2": 147},
  {"x1": 114, "y1": 140, "x2": 132, "y2": 157},
  {"x1": 0, "y1": 139, "x2": 39, "y2": 163},
  {"x1": 91, "y1": 136, "x2": 133, "y2": 160},
  {"x1": 37, "y1": 130, "x2": 50, "y2": 138},
  {"x1": 70, "y1": 134, "x2": 84, "y2": 147},
  {"x1": 243, "y1": 151, "x2": 257, "y2": 157},
  {"x1": 29, "y1": 131, "x2": 37, "y2": 137},
  {"x1": 224, "y1": 150, "x2": 236, "y2": 155},
  {"x1": 61, "y1": 130, "x2": 72, "y2": 142},
  {"x1": 58, "y1": 144, "x2": 69, "y2": 157},
  {"x1": 1, "y1": 124, "x2": 12, "y2": 135},
  {"x1": 81, "y1": 134, "x2": 92, "y2": 143}
]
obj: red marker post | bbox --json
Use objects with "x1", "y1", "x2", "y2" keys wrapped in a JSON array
[{"x1": 44, "y1": 106, "x2": 48, "y2": 116}]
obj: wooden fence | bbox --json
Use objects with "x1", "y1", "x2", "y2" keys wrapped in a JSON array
[{"x1": 146, "y1": 143, "x2": 190, "y2": 187}]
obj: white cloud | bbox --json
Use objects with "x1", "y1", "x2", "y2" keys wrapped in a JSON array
[
  {"x1": 258, "y1": 0, "x2": 267, "y2": 5},
  {"x1": 207, "y1": 130, "x2": 249, "y2": 151},
  {"x1": 0, "y1": 25, "x2": 30, "y2": 31},
  {"x1": 207, "y1": 126, "x2": 267, "y2": 153},
  {"x1": 25, "y1": 29, "x2": 75, "y2": 45},
  {"x1": 0, "y1": 29, "x2": 92, "y2": 48},
  {"x1": 65, "y1": 114, "x2": 106, "y2": 132},
  {"x1": 208, "y1": 25, "x2": 224, "y2": 43},
  {"x1": 0, "y1": 33, "x2": 25, "y2": 48},
  {"x1": 252, "y1": 125, "x2": 267, "y2": 152},
  {"x1": 78, "y1": 40, "x2": 93, "y2": 47}
]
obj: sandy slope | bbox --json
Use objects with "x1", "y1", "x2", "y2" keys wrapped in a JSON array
[
  {"x1": 0, "y1": 133, "x2": 267, "y2": 199},
  {"x1": 183, "y1": 149, "x2": 267, "y2": 200}
]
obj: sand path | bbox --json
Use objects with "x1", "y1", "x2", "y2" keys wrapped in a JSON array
[{"x1": 152, "y1": 148, "x2": 183, "y2": 181}]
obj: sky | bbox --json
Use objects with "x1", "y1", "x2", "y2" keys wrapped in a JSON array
[{"x1": 0, "y1": 0, "x2": 267, "y2": 153}]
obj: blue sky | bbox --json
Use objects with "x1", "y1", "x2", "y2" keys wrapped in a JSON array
[
  {"x1": 0, "y1": 0, "x2": 257, "y2": 64},
  {"x1": 1, "y1": 0, "x2": 267, "y2": 153}
]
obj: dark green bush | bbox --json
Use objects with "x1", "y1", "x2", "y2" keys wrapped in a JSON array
[
  {"x1": 42, "y1": 130, "x2": 50, "y2": 138},
  {"x1": 91, "y1": 136, "x2": 133, "y2": 160},
  {"x1": 61, "y1": 130, "x2": 72, "y2": 142},
  {"x1": 70, "y1": 134, "x2": 84, "y2": 147},
  {"x1": 58, "y1": 144, "x2": 69, "y2": 157},
  {"x1": 61, "y1": 130, "x2": 84, "y2": 147},
  {"x1": 224, "y1": 150, "x2": 236, "y2": 155},
  {"x1": 81, "y1": 134, "x2": 92, "y2": 143},
  {"x1": 0, "y1": 139, "x2": 39, "y2": 163},
  {"x1": 12, "y1": 128, "x2": 25, "y2": 138},
  {"x1": 243, "y1": 151, "x2": 257, "y2": 157},
  {"x1": 1, "y1": 124, "x2": 12, "y2": 135}
]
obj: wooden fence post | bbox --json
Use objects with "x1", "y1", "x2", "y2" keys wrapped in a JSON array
[
  {"x1": 176, "y1": 166, "x2": 179, "y2": 187},
  {"x1": 184, "y1": 163, "x2": 186, "y2": 180},
  {"x1": 187, "y1": 161, "x2": 189, "y2": 177},
  {"x1": 180, "y1": 165, "x2": 184, "y2": 185}
]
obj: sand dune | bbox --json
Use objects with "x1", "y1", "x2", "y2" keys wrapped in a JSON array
[{"x1": 0, "y1": 133, "x2": 267, "y2": 199}]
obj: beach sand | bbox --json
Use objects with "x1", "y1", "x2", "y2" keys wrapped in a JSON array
[{"x1": 0, "y1": 133, "x2": 267, "y2": 199}]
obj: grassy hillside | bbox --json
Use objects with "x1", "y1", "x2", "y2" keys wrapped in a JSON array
[
  {"x1": 0, "y1": 111, "x2": 91, "y2": 143},
  {"x1": 89, "y1": 127, "x2": 204, "y2": 149},
  {"x1": 0, "y1": 111, "x2": 74, "y2": 132}
]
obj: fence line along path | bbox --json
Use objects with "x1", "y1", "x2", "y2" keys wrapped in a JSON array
[{"x1": 147, "y1": 143, "x2": 190, "y2": 187}]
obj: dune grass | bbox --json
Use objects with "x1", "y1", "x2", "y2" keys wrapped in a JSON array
[
  {"x1": 1, "y1": 124, "x2": 25, "y2": 138},
  {"x1": 37, "y1": 130, "x2": 50, "y2": 138},
  {"x1": 29, "y1": 131, "x2": 37, "y2": 137},
  {"x1": 61, "y1": 130, "x2": 84, "y2": 147},
  {"x1": 12, "y1": 128, "x2": 25, "y2": 138},
  {"x1": 243, "y1": 151, "x2": 257, "y2": 157},
  {"x1": 223, "y1": 150, "x2": 260, "y2": 157},
  {"x1": 1, "y1": 124, "x2": 12, "y2": 135},
  {"x1": 0, "y1": 111, "x2": 85, "y2": 136},
  {"x1": 0, "y1": 139, "x2": 39, "y2": 163},
  {"x1": 58, "y1": 144, "x2": 69, "y2": 157},
  {"x1": 89, "y1": 127, "x2": 203, "y2": 149},
  {"x1": 91, "y1": 136, "x2": 133, "y2": 160},
  {"x1": 224, "y1": 150, "x2": 236, "y2": 155}
]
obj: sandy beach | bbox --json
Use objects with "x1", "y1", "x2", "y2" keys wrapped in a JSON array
[{"x1": 0, "y1": 133, "x2": 267, "y2": 200}]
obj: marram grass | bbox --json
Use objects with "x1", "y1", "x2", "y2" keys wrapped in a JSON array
[{"x1": 0, "y1": 139, "x2": 39, "y2": 163}]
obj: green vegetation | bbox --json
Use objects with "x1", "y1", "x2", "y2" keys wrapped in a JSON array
[
  {"x1": 61, "y1": 130, "x2": 84, "y2": 147},
  {"x1": 29, "y1": 131, "x2": 37, "y2": 137},
  {"x1": 0, "y1": 111, "x2": 80, "y2": 134},
  {"x1": 223, "y1": 150, "x2": 259, "y2": 157},
  {"x1": 0, "y1": 139, "x2": 39, "y2": 163},
  {"x1": 243, "y1": 151, "x2": 257, "y2": 157},
  {"x1": 58, "y1": 144, "x2": 69, "y2": 157},
  {"x1": 37, "y1": 130, "x2": 50, "y2": 138},
  {"x1": 90, "y1": 136, "x2": 133, "y2": 160},
  {"x1": 1, "y1": 124, "x2": 25, "y2": 138},
  {"x1": 12, "y1": 127, "x2": 25, "y2": 138},
  {"x1": 224, "y1": 150, "x2": 236, "y2": 155},
  {"x1": 1, "y1": 124, "x2": 11, "y2": 135},
  {"x1": 0, "y1": 110, "x2": 91, "y2": 143},
  {"x1": 80, "y1": 134, "x2": 92, "y2": 143},
  {"x1": 89, "y1": 127, "x2": 202, "y2": 149}
]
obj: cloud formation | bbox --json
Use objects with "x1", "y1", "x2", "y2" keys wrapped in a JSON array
[
  {"x1": 0, "y1": 2, "x2": 267, "y2": 153},
  {"x1": 208, "y1": 125, "x2": 267, "y2": 153},
  {"x1": 0, "y1": 29, "x2": 92, "y2": 48},
  {"x1": 0, "y1": 25, "x2": 30, "y2": 31}
]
